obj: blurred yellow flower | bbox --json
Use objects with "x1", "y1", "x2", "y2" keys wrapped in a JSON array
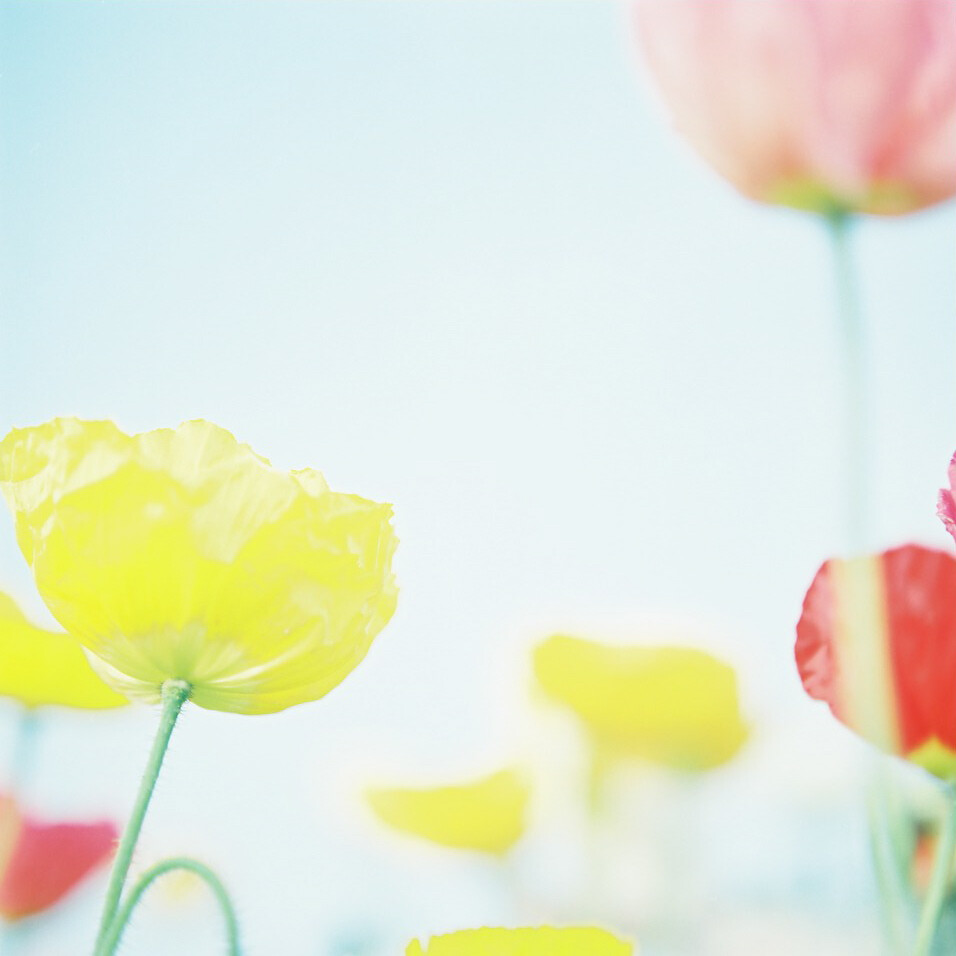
[
  {"x1": 0, "y1": 592, "x2": 126, "y2": 710},
  {"x1": 533, "y1": 636, "x2": 747, "y2": 772},
  {"x1": 366, "y1": 768, "x2": 529, "y2": 856},
  {"x1": 406, "y1": 926, "x2": 634, "y2": 955},
  {"x1": 0, "y1": 418, "x2": 398, "y2": 715}
]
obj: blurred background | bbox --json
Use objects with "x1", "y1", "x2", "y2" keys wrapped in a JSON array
[{"x1": 0, "y1": 2, "x2": 953, "y2": 954}]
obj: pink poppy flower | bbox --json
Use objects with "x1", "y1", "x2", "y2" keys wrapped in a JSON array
[
  {"x1": 0, "y1": 796, "x2": 116, "y2": 921},
  {"x1": 636, "y1": 0, "x2": 956, "y2": 215},
  {"x1": 937, "y1": 453, "x2": 956, "y2": 541},
  {"x1": 796, "y1": 544, "x2": 956, "y2": 778}
]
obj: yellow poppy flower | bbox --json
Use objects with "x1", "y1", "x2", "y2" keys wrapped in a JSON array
[
  {"x1": 0, "y1": 418, "x2": 398, "y2": 715},
  {"x1": 533, "y1": 635, "x2": 747, "y2": 772},
  {"x1": 0, "y1": 592, "x2": 126, "y2": 710},
  {"x1": 405, "y1": 926, "x2": 634, "y2": 955},
  {"x1": 366, "y1": 768, "x2": 529, "y2": 856}
]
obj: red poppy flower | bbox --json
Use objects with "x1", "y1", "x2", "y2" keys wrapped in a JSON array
[
  {"x1": 796, "y1": 544, "x2": 956, "y2": 779},
  {"x1": 0, "y1": 796, "x2": 117, "y2": 920}
]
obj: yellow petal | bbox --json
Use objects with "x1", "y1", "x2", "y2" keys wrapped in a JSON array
[
  {"x1": 405, "y1": 926, "x2": 634, "y2": 955},
  {"x1": 366, "y1": 768, "x2": 529, "y2": 856},
  {"x1": 0, "y1": 419, "x2": 398, "y2": 715},
  {"x1": 0, "y1": 592, "x2": 127, "y2": 710},
  {"x1": 533, "y1": 636, "x2": 747, "y2": 771}
]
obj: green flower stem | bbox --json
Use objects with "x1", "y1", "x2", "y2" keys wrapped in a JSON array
[
  {"x1": 866, "y1": 783, "x2": 912, "y2": 954},
  {"x1": 9, "y1": 708, "x2": 40, "y2": 797},
  {"x1": 98, "y1": 856, "x2": 241, "y2": 955},
  {"x1": 913, "y1": 791, "x2": 956, "y2": 956},
  {"x1": 93, "y1": 679, "x2": 191, "y2": 955},
  {"x1": 827, "y1": 212, "x2": 913, "y2": 953},
  {"x1": 827, "y1": 209, "x2": 868, "y2": 554}
]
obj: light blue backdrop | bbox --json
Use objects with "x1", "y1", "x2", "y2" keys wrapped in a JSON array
[{"x1": 1, "y1": 3, "x2": 953, "y2": 954}]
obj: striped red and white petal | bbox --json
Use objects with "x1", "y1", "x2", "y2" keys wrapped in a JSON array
[{"x1": 796, "y1": 544, "x2": 956, "y2": 779}]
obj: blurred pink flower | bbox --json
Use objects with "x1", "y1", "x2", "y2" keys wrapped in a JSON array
[
  {"x1": 0, "y1": 796, "x2": 116, "y2": 921},
  {"x1": 636, "y1": 0, "x2": 956, "y2": 215},
  {"x1": 937, "y1": 452, "x2": 956, "y2": 541}
]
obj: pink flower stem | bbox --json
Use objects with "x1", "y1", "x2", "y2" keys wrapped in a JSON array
[
  {"x1": 827, "y1": 211, "x2": 911, "y2": 953},
  {"x1": 826, "y1": 210, "x2": 868, "y2": 554}
]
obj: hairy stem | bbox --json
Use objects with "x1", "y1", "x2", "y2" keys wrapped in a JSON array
[
  {"x1": 93, "y1": 679, "x2": 190, "y2": 954},
  {"x1": 98, "y1": 856, "x2": 241, "y2": 955}
]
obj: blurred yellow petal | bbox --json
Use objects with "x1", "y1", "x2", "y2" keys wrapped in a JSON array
[
  {"x1": 0, "y1": 419, "x2": 398, "y2": 715},
  {"x1": 405, "y1": 926, "x2": 634, "y2": 955},
  {"x1": 0, "y1": 592, "x2": 126, "y2": 710},
  {"x1": 366, "y1": 768, "x2": 529, "y2": 856},
  {"x1": 533, "y1": 636, "x2": 747, "y2": 771}
]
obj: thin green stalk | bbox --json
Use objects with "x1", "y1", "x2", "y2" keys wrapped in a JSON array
[
  {"x1": 98, "y1": 856, "x2": 241, "y2": 955},
  {"x1": 93, "y1": 679, "x2": 191, "y2": 954},
  {"x1": 9, "y1": 709, "x2": 40, "y2": 797},
  {"x1": 866, "y1": 783, "x2": 912, "y2": 954},
  {"x1": 827, "y1": 212, "x2": 913, "y2": 953},
  {"x1": 913, "y1": 792, "x2": 956, "y2": 956},
  {"x1": 827, "y1": 209, "x2": 868, "y2": 555}
]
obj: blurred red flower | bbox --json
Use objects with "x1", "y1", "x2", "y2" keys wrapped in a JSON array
[
  {"x1": 0, "y1": 796, "x2": 116, "y2": 921},
  {"x1": 796, "y1": 544, "x2": 956, "y2": 778}
]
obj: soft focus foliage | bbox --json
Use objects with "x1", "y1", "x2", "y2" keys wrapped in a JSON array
[
  {"x1": 0, "y1": 796, "x2": 116, "y2": 921},
  {"x1": 405, "y1": 926, "x2": 634, "y2": 955},
  {"x1": 796, "y1": 544, "x2": 956, "y2": 779},
  {"x1": 636, "y1": 0, "x2": 956, "y2": 215},
  {"x1": 0, "y1": 418, "x2": 398, "y2": 715},
  {"x1": 533, "y1": 635, "x2": 747, "y2": 771},
  {"x1": 0, "y1": 592, "x2": 127, "y2": 710},
  {"x1": 366, "y1": 768, "x2": 529, "y2": 856}
]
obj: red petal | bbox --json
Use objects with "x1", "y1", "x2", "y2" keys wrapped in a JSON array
[
  {"x1": 796, "y1": 544, "x2": 956, "y2": 762},
  {"x1": 882, "y1": 545, "x2": 956, "y2": 753},
  {"x1": 795, "y1": 558, "x2": 843, "y2": 716},
  {"x1": 0, "y1": 815, "x2": 117, "y2": 920}
]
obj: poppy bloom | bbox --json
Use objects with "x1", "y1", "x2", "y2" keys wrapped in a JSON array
[
  {"x1": 636, "y1": 0, "x2": 956, "y2": 215},
  {"x1": 0, "y1": 418, "x2": 398, "y2": 715},
  {"x1": 366, "y1": 768, "x2": 529, "y2": 856},
  {"x1": 533, "y1": 636, "x2": 747, "y2": 772},
  {"x1": 937, "y1": 453, "x2": 956, "y2": 543},
  {"x1": 0, "y1": 796, "x2": 117, "y2": 921},
  {"x1": 405, "y1": 926, "x2": 634, "y2": 955},
  {"x1": 0, "y1": 591, "x2": 126, "y2": 710},
  {"x1": 796, "y1": 544, "x2": 956, "y2": 779}
]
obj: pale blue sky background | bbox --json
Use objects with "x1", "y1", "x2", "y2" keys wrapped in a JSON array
[{"x1": 0, "y1": 2, "x2": 954, "y2": 954}]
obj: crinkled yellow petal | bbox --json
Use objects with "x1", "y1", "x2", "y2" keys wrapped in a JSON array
[
  {"x1": 366, "y1": 768, "x2": 529, "y2": 856},
  {"x1": 533, "y1": 636, "x2": 747, "y2": 771},
  {"x1": 0, "y1": 592, "x2": 126, "y2": 710},
  {"x1": 0, "y1": 419, "x2": 398, "y2": 715},
  {"x1": 405, "y1": 926, "x2": 634, "y2": 955}
]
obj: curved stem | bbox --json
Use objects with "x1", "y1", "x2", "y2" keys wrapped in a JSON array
[
  {"x1": 98, "y1": 856, "x2": 241, "y2": 956},
  {"x1": 913, "y1": 792, "x2": 956, "y2": 956},
  {"x1": 93, "y1": 679, "x2": 190, "y2": 954}
]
